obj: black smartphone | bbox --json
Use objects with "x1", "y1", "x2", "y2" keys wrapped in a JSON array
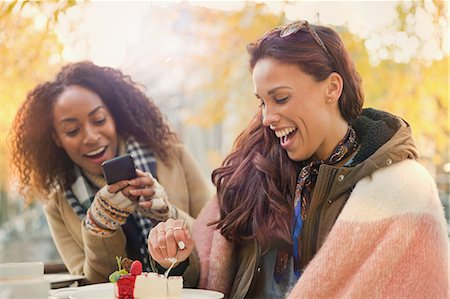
[{"x1": 101, "y1": 154, "x2": 137, "y2": 185}]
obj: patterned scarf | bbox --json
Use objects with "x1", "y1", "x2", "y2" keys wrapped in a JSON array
[
  {"x1": 65, "y1": 136, "x2": 157, "y2": 271},
  {"x1": 274, "y1": 126, "x2": 358, "y2": 283}
]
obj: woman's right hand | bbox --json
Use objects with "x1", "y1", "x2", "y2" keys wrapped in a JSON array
[
  {"x1": 106, "y1": 170, "x2": 146, "y2": 203},
  {"x1": 148, "y1": 218, "x2": 194, "y2": 269},
  {"x1": 85, "y1": 182, "x2": 137, "y2": 236}
]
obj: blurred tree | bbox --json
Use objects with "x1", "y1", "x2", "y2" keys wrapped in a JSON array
[
  {"x1": 343, "y1": 16, "x2": 448, "y2": 172},
  {"x1": 183, "y1": 2, "x2": 286, "y2": 162},
  {"x1": 181, "y1": 1, "x2": 448, "y2": 176},
  {"x1": 0, "y1": 0, "x2": 78, "y2": 217},
  {"x1": 395, "y1": 0, "x2": 447, "y2": 53},
  {"x1": 1, "y1": 0, "x2": 77, "y2": 24},
  {"x1": 363, "y1": 0, "x2": 448, "y2": 173}
]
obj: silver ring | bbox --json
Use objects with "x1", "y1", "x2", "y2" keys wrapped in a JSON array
[
  {"x1": 159, "y1": 245, "x2": 167, "y2": 249},
  {"x1": 172, "y1": 227, "x2": 183, "y2": 232}
]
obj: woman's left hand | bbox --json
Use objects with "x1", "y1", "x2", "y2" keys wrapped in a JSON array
[
  {"x1": 126, "y1": 169, "x2": 168, "y2": 210},
  {"x1": 148, "y1": 218, "x2": 194, "y2": 269}
]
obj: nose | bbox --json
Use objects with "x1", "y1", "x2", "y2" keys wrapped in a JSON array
[
  {"x1": 261, "y1": 103, "x2": 280, "y2": 127},
  {"x1": 82, "y1": 125, "x2": 100, "y2": 145}
]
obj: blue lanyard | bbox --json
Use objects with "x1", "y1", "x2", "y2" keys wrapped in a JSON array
[{"x1": 292, "y1": 196, "x2": 303, "y2": 279}]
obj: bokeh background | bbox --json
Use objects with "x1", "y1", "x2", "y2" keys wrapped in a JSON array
[{"x1": 1, "y1": 0, "x2": 449, "y2": 265}]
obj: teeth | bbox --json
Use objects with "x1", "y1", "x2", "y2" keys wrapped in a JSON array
[
  {"x1": 274, "y1": 127, "x2": 296, "y2": 138},
  {"x1": 85, "y1": 147, "x2": 106, "y2": 156}
]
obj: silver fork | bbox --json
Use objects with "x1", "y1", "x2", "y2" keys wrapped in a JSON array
[
  {"x1": 164, "y1": 257, "x2": 177, "y2": 278},
  {"x1": 164, "y1": 257, "x2": 177, "y2": 297}
]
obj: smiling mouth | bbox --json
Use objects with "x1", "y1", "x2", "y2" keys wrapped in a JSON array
[
  {"x1": 84, "y1": 146, "x2": 107, "y2": 159},
  {"x1": 275, "y1": 127, "x2": 297, "y2": 145}
]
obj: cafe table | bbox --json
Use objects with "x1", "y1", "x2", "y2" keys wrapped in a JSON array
[{"x1": 48, "y1": 281, "x2": 224, "y2": 299}]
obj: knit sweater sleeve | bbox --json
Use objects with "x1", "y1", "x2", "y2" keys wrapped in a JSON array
[
  {"x1": 192, "y1": 198, "x2": 235, "y2": 296},
  {"x1": 288, "y1": 159, "x2": 449, "y2": 299}
]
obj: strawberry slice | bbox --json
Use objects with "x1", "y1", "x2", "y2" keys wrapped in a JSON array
[{"x1": 130, "y1": 260, "x2": 142, "y2": 275}]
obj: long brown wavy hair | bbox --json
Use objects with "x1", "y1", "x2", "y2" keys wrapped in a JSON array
[
  {"x1": 212, "y1": 114, "x2": 300, "y2": 249},
  {"x1": 212, "y1": 23, "x2": 364, "y2": 249},
  {"x1": 10, "y1": 61, "x2": 179, "y2": 202}
]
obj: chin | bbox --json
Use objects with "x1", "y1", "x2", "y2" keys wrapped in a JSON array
[
  {"x1": 88, "y1": 166, "x2": 103, "y2": 175},
  {"x1": 82, "y1": 162, "x2": 103, "y2": 175},
  {"x1": 287, "y1": 150, "x2": 312, "y2": 162},
  {"x1": 287, "y1": 151, "x2": 301, "y2": 162}
]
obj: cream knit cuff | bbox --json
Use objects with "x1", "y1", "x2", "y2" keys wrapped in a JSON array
[
  {"x1": 138, "y1": 177, "x2": 175, "y2": 222},
  {"x1": 85, "y1": 186, "x2": 137, "y2": 234}
]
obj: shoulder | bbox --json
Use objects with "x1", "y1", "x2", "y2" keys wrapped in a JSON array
[
  {"x1": 169, "y1": 143, "x2": 200, "y2": 167},
  {"x1": 155, "y1": 143, "x2": 200, "y2": 184},
  {"x1": 171, "y1": 143, "x2": 190, "y2": 157},
  {"x1": 42, "y1": 191, "x2": 67, "y2": 217},
  {"x1": 43, "y1": 191, "x2": 62, "y2": 208},
  {"x1": 340, "y1": 159, "x2": 442, "y2": 222}
]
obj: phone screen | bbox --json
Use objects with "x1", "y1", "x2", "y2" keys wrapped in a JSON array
[{"x1": 101, "y1": 154, "x2": 137, "y2": 185}]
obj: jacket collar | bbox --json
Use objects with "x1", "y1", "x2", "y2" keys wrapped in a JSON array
[{"x1": 322, "y1": 108, "x2": 419, "y2": 196}]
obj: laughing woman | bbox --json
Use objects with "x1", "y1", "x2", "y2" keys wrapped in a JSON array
[
  {"x1": 148, "y1": 21, "x2": 449, "y2": 298},
  {"x1": 10, "y1": 61, "x2": 213, "y2": 284}
]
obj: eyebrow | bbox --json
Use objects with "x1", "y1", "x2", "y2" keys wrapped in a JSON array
[
  {"x1": 268, "y1": 86, "x2": 292, "y2": 95},
  {"x1": 255, "y1": 86, "x2": 293, "y2": 98},
  {"x1": 59, "y1": 106, "x2": 105, "y2": 124}
]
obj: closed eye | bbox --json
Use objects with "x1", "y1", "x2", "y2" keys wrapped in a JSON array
[
  {"x1": 275, "y1": 96, "x2": 288, "y2": 103},
  {"x1": 93, "y1": 118, "x2": 106, "y2": 125},
  {"x1": 65, "y1": 128, "x2": 79, "y2": 136}
]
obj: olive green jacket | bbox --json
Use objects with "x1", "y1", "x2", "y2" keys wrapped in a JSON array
[{"x1": 193, "y1": 109, "x2": 444, "y2": 298}]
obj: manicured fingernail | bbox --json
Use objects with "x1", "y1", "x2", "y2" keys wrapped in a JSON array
[{"x1": 178, "y1": 241, "x2": 185, "y2": 250}]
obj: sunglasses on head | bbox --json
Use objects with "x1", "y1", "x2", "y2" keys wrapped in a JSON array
[{"x1": 264, "y1": 20, "x2": 334, "y2": 64}]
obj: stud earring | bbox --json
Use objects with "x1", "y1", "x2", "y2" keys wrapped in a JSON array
[{"x1": 327, "y1": 98, "x2": 332, "y2": 103}]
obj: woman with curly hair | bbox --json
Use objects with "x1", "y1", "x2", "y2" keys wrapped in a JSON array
[
  {"x1": 149, "y1": 21, "x2": 448, "y2": 298},
  {"x1": 10, "y1": 61, "x2": 213, "y2": 284}
]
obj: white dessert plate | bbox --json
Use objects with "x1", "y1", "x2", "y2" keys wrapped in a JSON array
[
  {"x1": 44, "y1": 273, "x2": 85, "y2": 289},
  {"x1": 50, "y1": 283, "x2": 224, "y2": 299},
  {"x1": 49, "y1": 283, "x2": 111, "y2": 299},
  {"x1": 68, "y1": 283, "x2": 112, "y2": 299},
  {"x1": 182, "y1": 288, "x2": 224, "y2": 299}
]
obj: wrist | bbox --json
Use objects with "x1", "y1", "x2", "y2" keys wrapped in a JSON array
[
  {"x1": 138, "y1": 197, "x2": 174, "y2": 221},
  {"x1": 87, "y1": 187, "x2": 136, "y2": 232},
  {"x1": 99, "y1": 186, "x2": 136, "y2": 212},
  {"x1": 84, "y1": 209, "x2": 114, "y2": 236}
]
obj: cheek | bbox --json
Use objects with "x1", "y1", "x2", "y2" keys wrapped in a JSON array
[
  {"x1": 58, "y1": 136, "x2": 80, "y2": 155},
  {"x1": 104, "y1": 119, "x2": 117, "y2": 136},
  {"x1": 299, "y1": 104, "x2": 326, "y2": 128},
  {"x1": 106, "y1": 125, "x2": 118, "y2": 141}
]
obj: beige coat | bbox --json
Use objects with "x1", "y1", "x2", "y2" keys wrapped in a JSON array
[{"x1": 43, "y1": 144, "x2": 214, "y2": 284}]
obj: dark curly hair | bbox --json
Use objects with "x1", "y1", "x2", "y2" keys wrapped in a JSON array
[{"x1": 10, "y1": 61, "x2": 179, "y2": 202}]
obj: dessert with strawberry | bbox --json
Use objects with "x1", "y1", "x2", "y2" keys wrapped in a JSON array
[{"x1": 110, "y1": 257, "x2": 183, "y2": 299}]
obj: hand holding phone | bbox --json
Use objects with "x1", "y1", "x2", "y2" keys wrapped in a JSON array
[
  {"x1": 102, "y1": 156, "x2": 168, "y2": 211},
  {"x1": 101, "y1": 154, "x2": 137, "y2": 185}
]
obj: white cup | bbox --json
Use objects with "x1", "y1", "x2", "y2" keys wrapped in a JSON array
[{"x1": 0, "y1": 262, "x2": 49, "y2": 299}]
